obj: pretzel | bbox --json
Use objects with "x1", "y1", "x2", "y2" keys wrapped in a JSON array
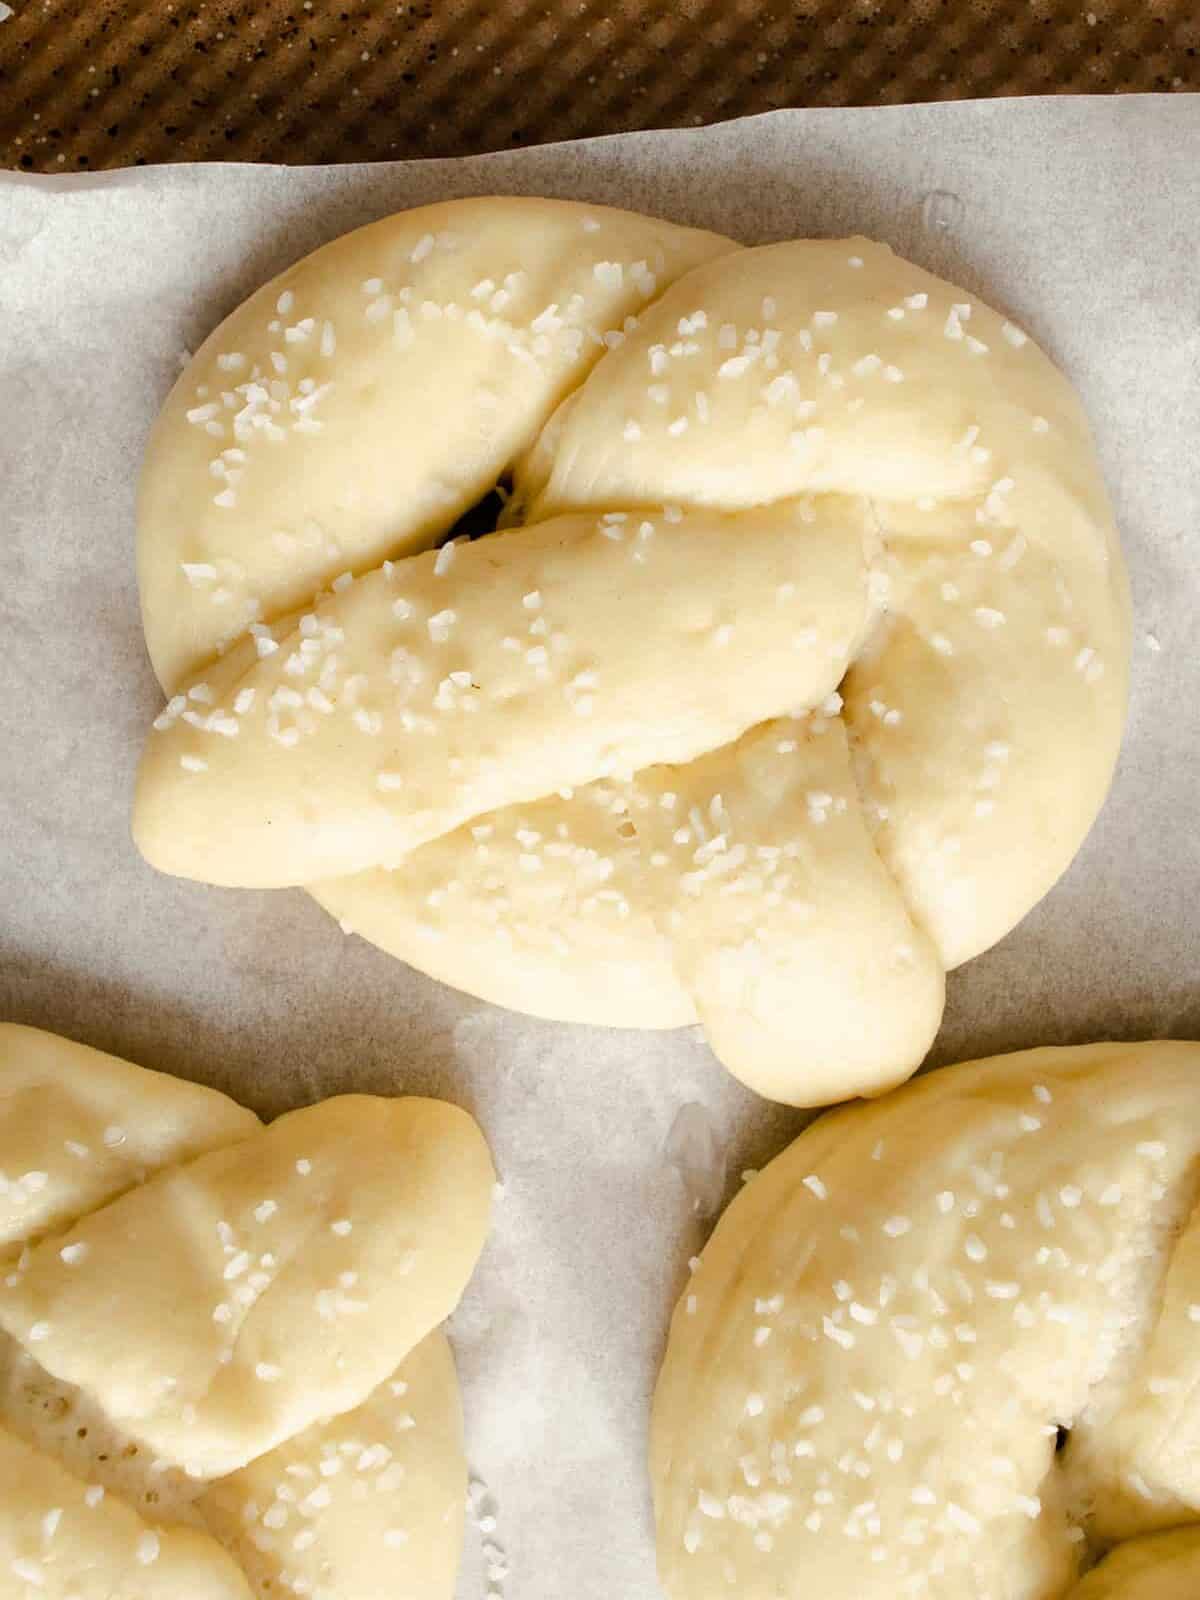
[
  {"x1": 0, "y1": 1025, "x2": 491, "y2": 1598},
  {"x1": 133, "y1": 199, "x2": 1128, "y2": 1104},
  {"x1": 651, "y1": 1041, "x2": 1200, "y2": 1598}
]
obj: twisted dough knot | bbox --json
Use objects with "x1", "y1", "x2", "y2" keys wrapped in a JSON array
[
  {"x1": 0, "y1": 1025, "x2": 491, "y2": 1599},
  {"x1": 134, "y1": 199, "x2": 1129, "y2": 1104},
  {"x1": 651, "y1": 1042, "x2": 1200, "y2": 1599}
]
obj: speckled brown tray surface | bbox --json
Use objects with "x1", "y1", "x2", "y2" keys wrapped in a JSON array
[{"x1": 2, "y1": 0, "x2": 1196, "y2": 173}]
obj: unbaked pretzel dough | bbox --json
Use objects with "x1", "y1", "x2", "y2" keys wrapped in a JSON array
[
  {"x1": 651, "y1": 1041, "x2": 1200, "y2": 1599},
  {"x1": 0, "y1": 1422, "x2": 253, "y2": 1599},
  {"x1": 1069, "y1": 1530, "x2": 1200, "y2": 1598},
  {"x1": 0, "y1": 1026, "x2": 490, "y2": 1599},
  {"x1": 0, "y1": 1094, "x2": 493, "y2": 1477},
  {"x1": 134, "y1": 199, "x2": 1129, "y2": 1104},
  {"x1": 0, "y1": 1023, "x2": 259, "y2": 1256},
  {"x1": 199, "y1": 1332, "x2": 465, "y2": 1600}
]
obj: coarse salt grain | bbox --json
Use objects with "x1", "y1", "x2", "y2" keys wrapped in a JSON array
[{"x1": 182, "y1": 561, "x2": 218, "y2": 585}]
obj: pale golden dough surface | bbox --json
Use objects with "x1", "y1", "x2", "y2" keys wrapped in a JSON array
[
  {"x1": 651, "y1": 1042, "x2": 1200, "y2": 1599},
  {"x1": 135, "y1": 501, "x2": 872, "y2": 886},
  {"x1": 312, "y1": 781, "x2": 696, "y2": 1031},
  {"x1": 0, "y1": 1095, "x2": 494, "y2": 1478},
  {"x1": 0, "y1": 1423, "x2": 253, "y2": 1600},
  {"x1": 0, "y1": 1028, "x2": 489, "y2": 1599},
  {"x1": 138, "y1": 196, "x2": 733, "y2": 691},
  {"x1": 628, "y1": 716, "x2": 944, "y2": 1105},
  {"x1": 0, "y1": 1024, "x2": 259, "y2": 1256},
  {"x1": 518, "y1": 235, "x2": 1127, "y2": 970},
  {"x1": 136, "y1": 204, "x2": 1129, "y2": 1105},
  {"x1": 199, "y1": 1333, "x2": 465, "y2": 1600},
  {"x1": 310, "y1": 706, "x2": 949, "y2": 1101},
  {"x1": 1069, "y1": 1530, "x2": 1200, "y2": 1598}
]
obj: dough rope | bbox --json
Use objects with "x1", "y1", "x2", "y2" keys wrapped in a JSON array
[
  {"x1": 651, "y1": 1041, "x2": 1200, "y2": 1599},
  {"x1": 0, "y1": 1422, "x2": 255, "y2": 1600},
  {"x1": 133, "y1": 198, "x2": 1129, "y2": 1105},
  {"x1": 0, "y1": 1024, "x2": 491, "y2": 1599}
]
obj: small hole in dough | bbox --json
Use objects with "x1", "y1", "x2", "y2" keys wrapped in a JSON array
[{"x1": 445, "y1": 475, "x2": 513, "y2": 544}]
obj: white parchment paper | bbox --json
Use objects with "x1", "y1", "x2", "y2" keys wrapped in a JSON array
[{"x1": 2, "y1": 96, "x2": 1199, "y2": 1599}]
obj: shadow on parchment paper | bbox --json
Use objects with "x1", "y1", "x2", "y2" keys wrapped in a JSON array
[{"x1": 936, "y1": 937, "x2": 1200, "y2": 1070}]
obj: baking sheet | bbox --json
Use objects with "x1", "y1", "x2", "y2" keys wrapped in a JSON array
[
  {"x1": 4, "y1": 0, "x2": 1199, "y2": 174},
  {"x1": 2, "y1": 96, "x2": 1199, "y2": 1599}
]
